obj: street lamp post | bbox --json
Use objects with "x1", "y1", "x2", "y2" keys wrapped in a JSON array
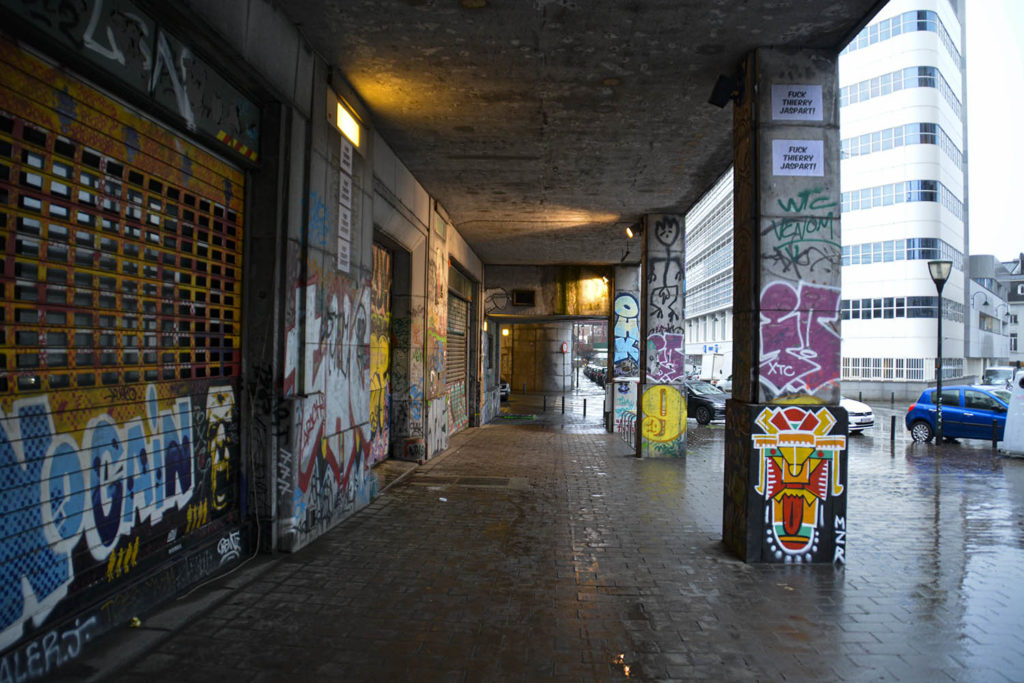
[{"x1": 928, "y1": 260, "x2": 952, "y2": 443}]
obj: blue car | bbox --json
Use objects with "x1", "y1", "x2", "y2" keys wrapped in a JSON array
[{"x1": 905, "y1": 385, "x2": 1010, "y2": 442}]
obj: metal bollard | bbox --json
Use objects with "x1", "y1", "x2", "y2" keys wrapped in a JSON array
[
  {"x1": 583, "y1": 399, "x2": 587, "y2": 416},
  {"x1": 543, "y1": 395, "x2": 547, "y2": 411},
  {"x1": 891, "y1": 392, "x2": 895, "y2": 406},
  {"x1": 859, "y1": 391, "x2": 862, "y2": 402},
  {"x1": 993, "y1": 420, "x2": 999, "y2": 449},
  {"x1": 890, "y1": 415, "x2": 896, "y2": 442},
  {"x1": 561, "y1": 395, "x2": 565, "y2": 414}
]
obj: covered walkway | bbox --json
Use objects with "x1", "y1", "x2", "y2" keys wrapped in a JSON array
[{"x1": 60, "y1": 395, "x2": 1024, "y2": 682}]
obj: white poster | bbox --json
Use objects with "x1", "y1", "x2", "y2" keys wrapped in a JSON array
[
  {"x1": 340, "y1": 139, "x2": 353, "y2": 176},
  {"x1": 337, "y1": 205, "x2": 352, "y2": 242},
  {"x1": 339, "y1": 173, "x2": 352, "y2": 209},
  {"x1": 772, "y1": 139, "x2": 824, "y2": 177},
  {"x1": 336, "y1": 236, "x2": 350, "y2": 272},
  {"x1": 771, "y1": 85, "x2": 823, "y2": 121},
  {"x1": 1000, "y1": 369, "x2": 1024, "y2": 455}
]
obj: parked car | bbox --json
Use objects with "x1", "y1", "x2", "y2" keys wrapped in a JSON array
[
  {"x1": 980, "y1": 366, "x2": 1015, "y2": 390},
  {"x1": 716, "y1": 375, "x2": 733, "y2": 392},
  {"x1": 682, "y1": 380, "x2": 727, "y2": 425},
  {"x1": 905, "y1": 385, "x2": 1010, "y2": 442},
  {"x1": 499, "y1": 378, "x2": 511, "y2": 401},
  {"x1": 840, "y1": 396, "x2": 873, "y2": 433}
]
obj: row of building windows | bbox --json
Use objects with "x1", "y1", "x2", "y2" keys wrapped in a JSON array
[
  {"x1": 842, "y1": 356, "x2": 963, "y2": 382},
  {"x1": 839, "y1": 66, "x2": 962, "y2": 120},
  {"x1": 685, "y1": 270, "x2": 731, "y2": 318},
  {"x1": 840, "y1": 179, "x2": 963, "y2": 220},
  {"x1": 841, "y1": 296, "x2": 963, "y2": 323},
  {"x1": 841, "y1": 238, "x2": 963, "y2": 270},
  {"x1": 841, "y1": 10, "x2": 962, "y2": 71},
  {"x1": 840, "y1": 122, "x2": 963, "y2": 170}
]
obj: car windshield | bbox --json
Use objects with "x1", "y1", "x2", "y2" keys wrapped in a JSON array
[
  {"x1": 983, "y1": 369, "x2": 1012, "y2": 384},
  {"x1": 688, "y1": 382, "x2": 721, "y2": 395}
]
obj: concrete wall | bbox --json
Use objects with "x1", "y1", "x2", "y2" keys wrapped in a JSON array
[
  {"x1": 509, "y1": 323, "x2": 575, "y2": 393},
  {"x1": 485, "y1": 265, "x2": 610, "y2": 317}
]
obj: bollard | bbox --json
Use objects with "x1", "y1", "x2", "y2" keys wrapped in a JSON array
[
  {"x1": 583, "y1": 399, "x2": 587, "y2": 417},
  {"x1": 993, "y1": 420, "x2": 999, "y2": 449},
  {"x1": 543, "y1": 395, "x2": 547, "y2": 411},
  {"x1": 561, "y1": 395, "x2": 565, "y2": 414},
  {"x1": 890, "y1": 415, "x2": 896, "y2": 443},
  {"x1": 891, "y1": 392, "x2": 894, "y2": 406},
  {"x1": 522, "y1": 383, "x2": 527, "y2": 394},
  {"x1": 858, "y1": 391, "x2": 862, "y2": 402}
]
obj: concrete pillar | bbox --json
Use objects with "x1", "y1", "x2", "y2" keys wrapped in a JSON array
[
  {"x1": 612, "y1": 265, "x2": 641, "y2": 378},
  {"x1": 723, "y1": 48, "x2": 848, "y2": 564},
  {"x1": 639, "y1": 214, "x2": 687, "y2": 457}
]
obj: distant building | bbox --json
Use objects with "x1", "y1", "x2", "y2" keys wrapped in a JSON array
[{"x1": 685, "y1": 0, "x2": 991, "y2": 399}]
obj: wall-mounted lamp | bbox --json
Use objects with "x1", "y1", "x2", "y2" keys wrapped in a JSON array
[
  {"x1": 971, "y1": 291, "x2": 990, "y2": 309},
  {"x1": 484, "y1": 321, "x2": 488, "y2": 332},
  {"x1": 601, "y1": 275, "x2": 609, "y2": 284},
  {"x1": 333, "y1": 99, "x2": 361, "y2": 147},
  {"x1": 708, "y1": 74, "x2": 743, "y2": 108},
  {"x1": 625, "y1": 223, "x2": 641, "y2": 239},
  {"x1": 501, "y1": 327, "x2": 509, "y2": 337}
]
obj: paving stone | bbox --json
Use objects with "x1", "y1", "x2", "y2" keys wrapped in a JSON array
[{"x1": 67, "y1": 392, "x2": 1024, "y2": 682}]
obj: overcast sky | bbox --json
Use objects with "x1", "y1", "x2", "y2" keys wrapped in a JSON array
[{"x1": 966, "y1": 0, "x2": 1024, "y2": 262}]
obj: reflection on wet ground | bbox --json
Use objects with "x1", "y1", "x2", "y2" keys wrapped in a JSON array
[{"x1": 111, "y1": 391, "x2": 1024, "y2": 682}]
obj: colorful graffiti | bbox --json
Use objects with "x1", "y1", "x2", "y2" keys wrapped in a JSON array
[
  {"x1": 447, "y1": 380, "x2": 469, "y2": 435},
  {"x1": 613, "y1": 292, "x2": 640, "y2": 376},
  {"x1": 646, "y1": 332, "x2": 687, "y2": 383},
  {"x1": 4, "y1": 0, "x2": 260, "y2": 161},
  {"x1": 613, "y1": 381, "x2": 639, "y2": 434},
  {"x1": 0, "y1": 384, "x2": 237, "y2": 651},
  {"x1": 640, "y1": 384, "x2": 686, "y2": 457},
  {"x1": 427, "y1": 237, "x2": 448, "y2": 399},
  {"x1": 759, "y1": 281, "x2": 840, "y2": 400},
  {"x1": 370, "y1": 245, "x2": 392, "y2": 466},
  {"x1": 752, "y1": 406, "x2": 846, "y2": 562}
]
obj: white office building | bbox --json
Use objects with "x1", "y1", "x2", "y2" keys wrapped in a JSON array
[{"x1": 686, "y1": 0, "x2": 979, "y2": 400}]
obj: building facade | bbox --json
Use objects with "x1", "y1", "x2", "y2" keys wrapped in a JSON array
[
  {"x1": 838, "y1": 0, "x2": 971, "y2": 398},
  {"x1": 686, "y1": 0, "x2": 985, "y2": 401}
]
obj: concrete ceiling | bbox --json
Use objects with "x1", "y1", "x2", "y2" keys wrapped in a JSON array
[{"x1": 277, "y1": 0, "x2": 881, "y2": 266}]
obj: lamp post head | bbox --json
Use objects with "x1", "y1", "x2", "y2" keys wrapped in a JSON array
[{"x1": 928, "y1": 260, "x2": 952, "y2": 289}]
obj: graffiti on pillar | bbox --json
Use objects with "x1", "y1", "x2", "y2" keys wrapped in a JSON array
[
  {"x1": 427, "y1": 238, "x2": 448, "y2": 399},
  {"x1": 426, "y1": 396, "x2": 449, "y2": 457},
  {"x1": 613, "y1": 292, "x2": 640, "y2": 377},
  {"x1": 762, "y1": 187, "x2": 840, "y2": 280},
  {"x1": 640, "y1": 384, "x2": 686, "y2": 456},
  {"x1": 370, "y1": 245, "x2": 392, "y2": 466},
  {"x1": 759, "y1": 281, "x2": 840, "y2": 401},
  {"x1": 612, "y1": 381, "x2": 638, "y2": 434},
  {"x1": 752, "y1": 406, "x2": 846, "y2": 563},
  {"x1": 646, "y1": 332, "x2": 688, "y2": 383},
  {"x1": 647, "y1": 217, "x2": 684, "y2": 327}
]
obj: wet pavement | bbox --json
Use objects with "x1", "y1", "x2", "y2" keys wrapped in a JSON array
[{"x1": 65, "y1": 388, "x2": 1024, "y2": 681}]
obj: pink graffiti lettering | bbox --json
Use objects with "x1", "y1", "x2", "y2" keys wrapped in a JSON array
[
  {"x1": 647, "y1": 332, "x2": 687, "y2": 382},
  {"x1": 759, "y1": 282, "x2": 840, "y2": 397}
]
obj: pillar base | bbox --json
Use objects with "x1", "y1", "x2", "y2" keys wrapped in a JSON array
[{"x1": 723, "y1": 400, "x2": 848, "y2": 564}]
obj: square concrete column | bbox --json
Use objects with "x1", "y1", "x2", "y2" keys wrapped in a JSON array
[
  {"x1": 723, "y1": 48, "x2": 848, "y2": 563},
  {"x1": 639, "y1": 215, "x2": 687, "y2": 457}
]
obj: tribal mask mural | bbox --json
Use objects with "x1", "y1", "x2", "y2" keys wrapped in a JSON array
[{"x1": 752, "y1": 406, "x2": 846, "y2": 562}]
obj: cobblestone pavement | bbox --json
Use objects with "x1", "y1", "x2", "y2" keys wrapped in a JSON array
[{"x1": 84, "y1": 391, "x2": 1024, "y2": 682}]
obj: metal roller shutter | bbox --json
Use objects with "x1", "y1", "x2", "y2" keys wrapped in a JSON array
[{"x1": 0, "y1": 36, "x2": 245, "y2": 651}]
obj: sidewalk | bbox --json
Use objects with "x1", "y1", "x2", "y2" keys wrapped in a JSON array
[{"x1": 59, "y1": 394, "x2": 1024, "y2": 681}]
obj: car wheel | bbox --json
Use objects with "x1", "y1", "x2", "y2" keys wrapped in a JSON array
[
  {"x1": 695, "y1": 406, "x2": 712, "y2": 425},
  {"x1": 910, "y1": 420, "x2": 934, "y2": 443}
]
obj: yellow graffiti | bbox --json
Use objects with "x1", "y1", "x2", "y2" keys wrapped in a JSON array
[
  {"x1": 186, "y1": 500, "x2": 209, "y2": 532},
  {"x1": 769, "y1": 393, "x2": 828, "y2": 406},
  {"x1": 640, "y1": 385, "x2": 686, "y2": 443},
  {"x1": 105, "y1": 538, "x2": 140, "y2": 582}
]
